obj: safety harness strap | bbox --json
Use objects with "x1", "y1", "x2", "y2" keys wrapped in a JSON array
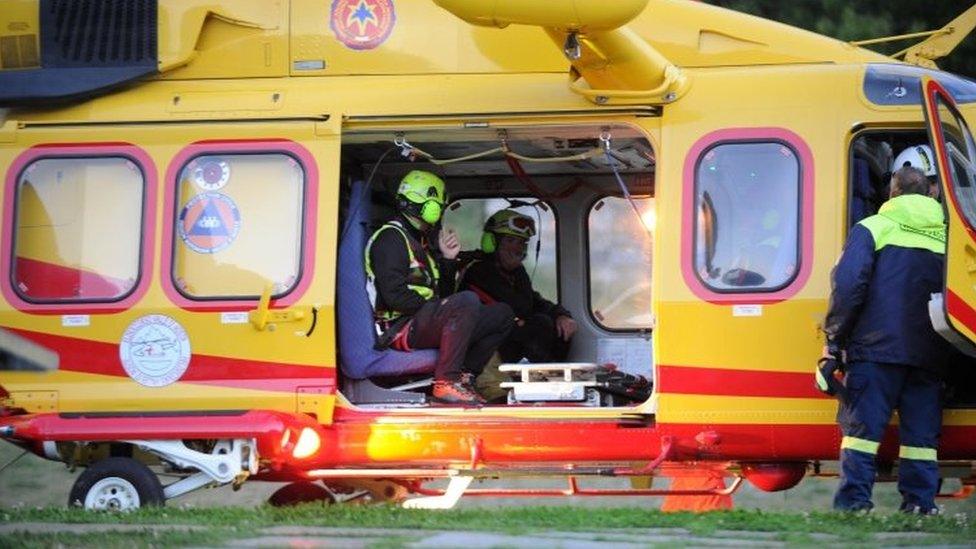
[{"x1": 365, "y1": 220, "x2": 439, "y2": 321}]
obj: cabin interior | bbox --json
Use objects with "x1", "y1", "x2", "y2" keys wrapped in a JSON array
[{"x1": 337, "y1": 123, "x2": 655, "y2": 408}]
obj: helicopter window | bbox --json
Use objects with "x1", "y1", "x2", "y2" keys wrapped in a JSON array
[
  {"x1": 10, "y1": 155, "x2": 146, "y2": 304},
  {"x1": 588, "y1": 196, "x2": 654, "y2": 330},
  {"x1": 864, "y1": 64, "x2": 976, "y2": 106},
  {"x1": 933, "y1": 94, "x2": 976, "y2": 231},
  {"x1": 171, "y1": 152, "x2": 305, "y2": 300},
  {"x1": 693, "y1": 142, "x2": 800, "y2": 292},
  {"x1": 442, "y1": 197, "x2": 558, "y2": 302}
]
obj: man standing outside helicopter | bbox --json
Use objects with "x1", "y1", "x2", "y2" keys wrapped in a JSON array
[
  {"x1": 820, "y1": 165, "x2": 953, "y2": 514},
  {"x1": 366, "y1": 170, "x2": 513, "y2": 405}
]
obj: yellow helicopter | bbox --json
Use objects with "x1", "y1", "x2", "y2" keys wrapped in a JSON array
[{"x1": 0, "y1": 0, "x2": 975, "y2": 510}]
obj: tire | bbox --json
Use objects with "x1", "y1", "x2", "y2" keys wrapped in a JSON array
[
  {"x1": 323, "y1": 478, "x2": 409, "y2": 504},
  {"x1": 268, "y1": 481, "x2": 335, "y2": 507},
  {"x1": 68, "y1": 457, "x2": 165, "y2": 510}
]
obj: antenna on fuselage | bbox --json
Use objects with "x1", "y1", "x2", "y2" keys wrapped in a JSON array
[{"x1": 850, "y1": 4, "x2": 976, "y2": 69}]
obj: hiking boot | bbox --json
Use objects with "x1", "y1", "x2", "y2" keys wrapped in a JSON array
[
  {"x1": 835, "y1": 502, "x2": 873, "y2": 514},
  {"x1": 432, "y1": 379, "x2": 485, "y2": 406},
  {"x1": 457, "y1": 373, "x2": 491, "y2": 404},
  {"x1": 899, "y1": 502, "x2": 940, "y2": 515}
]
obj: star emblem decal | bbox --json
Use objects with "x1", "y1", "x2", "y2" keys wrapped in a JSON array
[{"x1": 346, "y1": 0, "x2": 378, "y2": 35}]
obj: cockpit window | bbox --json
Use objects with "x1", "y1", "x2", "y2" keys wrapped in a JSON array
[
  {"x1": 934, "y1": 94, "x2": 976, "y2": 229},
  {"x1": 694, "y1": 142, "x2": 800, "y2": 292},
  {"x1": 865, "y1": 64, "x2": 976, "y2": 106}
]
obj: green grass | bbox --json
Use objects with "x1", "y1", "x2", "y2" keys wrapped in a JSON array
[
  {"x1": 366, "y1": 535, "x2": 421, "y2": 549},
  {"x1": 3, "y1": 444, "x2": 975, "y2": 546},
  {"x1": 0, "y1": 529, "x2": 236, "y2": 549},
  {"x1": 2, "y1": 505, "x2": 974, "y2": 540}
]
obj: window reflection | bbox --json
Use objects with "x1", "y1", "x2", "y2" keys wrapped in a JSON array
[
  {"x1": 589, "y1": 197, "x2": 654, "y2": 330},
  {"x1": 14, "y1": 157, "x2": 143, "y2": 302},
  {"x1": 172, "y1": 153, "x2": 305, "y2": 299},
  {"x1": 694, "y1": 142, "x2": 800, "y2": 292},
  {"x1": 937, "y1": 98, "x2": 976, "y2": 227}
]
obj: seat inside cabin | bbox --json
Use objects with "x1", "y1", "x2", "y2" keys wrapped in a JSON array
[{"x1": 336, "y1": 124, "x2": 657, "y2": 408}]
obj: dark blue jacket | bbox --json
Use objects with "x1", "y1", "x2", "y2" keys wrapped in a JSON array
[{"x1": 824, "y1": 194, "x2": 953, "y2": 372}]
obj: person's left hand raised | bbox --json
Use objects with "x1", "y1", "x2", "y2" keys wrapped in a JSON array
[
  {"x1": 438, "y1": 228, "x2": 460, "y2": 260},
  {"x1": 555, "y1": 315, "x2": 577, "y2": 341}
]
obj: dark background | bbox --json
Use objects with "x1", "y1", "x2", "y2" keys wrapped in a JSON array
[{"x1": 705, "y1": 0, "x2": 976, "y2": 79}]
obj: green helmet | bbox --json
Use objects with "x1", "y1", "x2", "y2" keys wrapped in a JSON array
[
  {"x1": 397, "y1": 170, "x2": 446, "y2": 225},
  {"x1": 481, "y1": 209, "x2": 536, "y2": 253}
]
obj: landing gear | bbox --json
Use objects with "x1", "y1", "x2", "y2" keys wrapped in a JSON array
[
  {"x1": 64, "y1": 438, "x2": 258, "y2": 511},
  {"x1": 268, "y1": 482, "x2": 335, "y2": 507},
  {"x1": 266, "y1": 479, "x2": 409, "y2": 506},
  {"x1": 323, "y1": 478, "x2": 410, "y2": 504},
  {"x1": 68, "y1": 457, "x2": 165, "y2": 510}
]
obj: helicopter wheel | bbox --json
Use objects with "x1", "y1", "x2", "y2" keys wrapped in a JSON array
[
  {"x1": 68, "y1": 457, "x2": 165, "y2": 511},
  {"x1": 268, "y1": 482, "x2": 336, "y2": 507},
  {"x1": 322, "y1": 479, "x2": 410, "y2": 504}
]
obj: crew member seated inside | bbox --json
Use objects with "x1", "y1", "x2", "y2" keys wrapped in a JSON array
[
  {"x1": 366, "y1": 170, "x2": 513, "y2": 406},
  {"x1": 460, "y1": 209, "x2": 578, "y2": 363}
]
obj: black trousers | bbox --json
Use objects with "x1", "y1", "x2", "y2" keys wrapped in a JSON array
[
  {"x1": 499, "y1": 313, "x2": 571, "y2": 363},
  {"x1": 407, "y1": 291, "x2": 513, "y2": 381}
]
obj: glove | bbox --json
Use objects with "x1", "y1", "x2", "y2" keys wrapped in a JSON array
[{"x1": 815, "y1": 356, "x2": 847, "y2": 399}]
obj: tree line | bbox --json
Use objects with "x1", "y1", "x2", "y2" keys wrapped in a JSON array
[{"x1": 706, "y1": 1, "x2": 976, "y2": 78}]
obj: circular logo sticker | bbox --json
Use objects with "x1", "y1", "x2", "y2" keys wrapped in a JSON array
[
  {"x1": 188, "y1": 157, "x2": 231, "y2": 191},
  {"x1": 178, "y1": 192, "x2": 242, "y2": 254},
  {"x1": 119, "y1": 315, "x2": 191, "y2": 387},
  {"x1": 330, "y1": 0, "x2": 396, "y2": 51}
]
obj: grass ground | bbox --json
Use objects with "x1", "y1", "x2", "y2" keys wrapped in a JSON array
[
  {"x1": 5, "y1": 442, "x2": 974, "y2": 513},
  {"x1": 2, "y1": 442, "x2": 975, "y2": 547},
  {"x1": 1, "y1": 504, "x2": 975, "y2": 547}
]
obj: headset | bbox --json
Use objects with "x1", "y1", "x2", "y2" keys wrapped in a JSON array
[
  {"x1": 397, "y1": 170, "x2": 446, "y2": 225},
  {"x1": 398, "y1": 194, "x2": 443, "y2": 226},
  {"x1": 481, "y1": 227, "x2": 500, "y2": 254},
  {"x1": 481, "y1": 210, "x2": 536, "y2": 253}
]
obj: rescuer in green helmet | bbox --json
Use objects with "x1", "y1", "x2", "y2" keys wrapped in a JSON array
[
  {"x1": 365, "y1": 170, "x2": 513, "y2": 405},
  {"x1": 461, "y1": 209, "x2": 576, "y2": 365}
]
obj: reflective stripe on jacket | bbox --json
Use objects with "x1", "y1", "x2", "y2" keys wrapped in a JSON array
[
  {"x1": 365, "y1": 220, "x2": 440, "y2": 322},
  {"x1": 824, "y1": 194, "x2": 953, "y2": 371}
]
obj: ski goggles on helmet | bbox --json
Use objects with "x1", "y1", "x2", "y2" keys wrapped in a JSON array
[{"x1": 488, "y1": 211, "x2": 536, "y2": 239}]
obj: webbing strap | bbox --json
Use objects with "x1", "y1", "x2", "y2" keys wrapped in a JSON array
[{"x1": 364, "y1": 221, "x2": 439, "y2": 320}]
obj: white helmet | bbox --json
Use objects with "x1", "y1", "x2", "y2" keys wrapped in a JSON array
[{"x1": 892, "y1": 144, "x2": 936, "y2": 177}]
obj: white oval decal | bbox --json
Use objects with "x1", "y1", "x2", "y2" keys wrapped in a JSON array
[{"x1": 119, "y1": 315, "x2": 191, "y2": 387}]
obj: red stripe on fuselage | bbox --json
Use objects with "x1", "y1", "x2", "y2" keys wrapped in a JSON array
[
  {"x1": 6, "y1": 328, "x2": 334, "y2": 392},
  {"x1": 946, "y1": 288, "x2": 976, "y2": 336},
  {"x1": 4, "y1": 331, "x2": 826, "y2": 399},
  {"x1": 657, "y1": 364, "x2": 826, "y2": 399}
]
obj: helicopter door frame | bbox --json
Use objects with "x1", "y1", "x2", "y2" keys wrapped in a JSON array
[{"x1": 921, "y1": 76, "x2": 976, "y2": 354}]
